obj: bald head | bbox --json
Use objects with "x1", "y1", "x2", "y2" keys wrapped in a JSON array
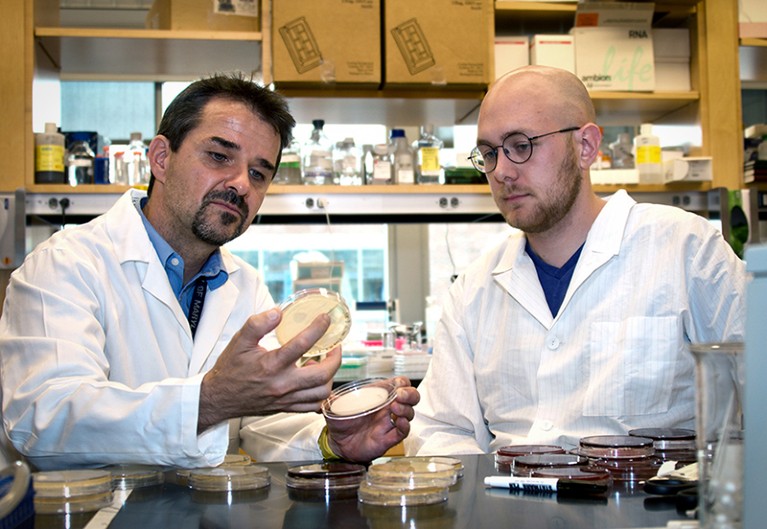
[{"x1": 481, "y1": 66, "x2": 596, "y2": 129}]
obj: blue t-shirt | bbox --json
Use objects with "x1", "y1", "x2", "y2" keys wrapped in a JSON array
[{"x1": 525, "y1": 239, "x2": 584, "y2": 317}]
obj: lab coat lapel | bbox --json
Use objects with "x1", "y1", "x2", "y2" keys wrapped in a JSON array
[
  {"x1": 558, "y1": 190, "x2": 634, "y2": 313},
  {"x1": 492, "y1": 236, "x2": 554, "y2": 328}
]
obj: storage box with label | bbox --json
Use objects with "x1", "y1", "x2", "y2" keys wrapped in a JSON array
[
  {"x1": 146, "y1": 0, "x2": 260, "y2": 32},
  {"x1": 272, "y1": 0, "x2": 380, "y2": 87},
  {"x1": 530, "y1": 35, "x2": 575, "y2": 73},
  {"x1": 663, "y1": 156, "x2": 712, "y2": 183},
  {"x1": 494, "y1": 36, "x2": 529, "y2": 79},
  {"x1": 384, "y1": 0, "x2": 491, "y2": 88},
  {"x1": 573, "y1": 26, "x2": 655, "y2": 91}
]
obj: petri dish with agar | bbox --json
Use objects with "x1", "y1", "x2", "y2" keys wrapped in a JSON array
[
  {"x1": 322, "y1": 377, "x2": 397, "y2": 421},
  {"x1": 32, "y1": 469, "x2": 114, "y2": 515},
  {"x1": 628, "y1": 427, "x2": 696, "y2": 463},
  {"x1": 285, "y1": 462, "x2": 365, "y2": 501},
  {"x1": 575, "y1": 435, "x2": 655, "y2": 459},
  {"x1": 107, "y1": 464, "x2": 165, "y2": 490},
  {"x1": 366, "y1": 459, "x2": 458, "y2": 489},
  {"x1": 494, "y1": 444, "x2": 565, "y2": 473},
  {"x1": 511, "y1": 454, "x2": 588, "y2": 477},
  {"x1": 275, "y1": 288, "x2": 352, "y2": 362},
  {"x1": 188, "y1": 465, "x2": 270, "y2": 492}
]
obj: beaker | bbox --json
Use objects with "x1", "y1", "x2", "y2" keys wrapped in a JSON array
[{"x1": 690, "y1": 342, "x2": 744, "y2": 529}]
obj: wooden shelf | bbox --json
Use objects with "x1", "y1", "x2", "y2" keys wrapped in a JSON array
[{"x1": 35, "y1": 26, "x2": 263, "y2": 81}]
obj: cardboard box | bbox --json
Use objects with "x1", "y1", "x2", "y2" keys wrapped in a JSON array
[
  {"x1": 590, "y1": 168, "x2": 640, "y2": 185},
  {"x1": 384, "y1": 0, "x2": 491, "y2": 88},
  {"x1": 146, "y1": 0, "x2": 260, "y2": 32},
  {"x1": 663, "y1": 157, "x2": 713, "y2": 183},
  {"x1": 494, "y1": 36, "x2": 529, "y2": 79},
  {"x1": 530, "y1": 35, "x2": 575, "y2": 73},
  {"x1": 272, "y1": 0, "x2": 380, "y2": 87},
  {"x1": 574, "y1": 1, "x2": 654, "y2": 27},
  {"x1": 652, "y1": 29, "x2": 690, "y2": 91},
  {"x1": 573, "y1": 26, "x2": 655, "y2": 91}
]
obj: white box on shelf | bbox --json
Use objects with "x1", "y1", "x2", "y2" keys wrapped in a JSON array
[
  {"x1": 590, "y1": 168, "x2": 640, "y2": 185},
  {"x1": 654, "y1": 60, "x2": 690, "y2": 91},
  {"x1": 653, "y1": 28, "x2": 690, "y2": 59},
  {"x1": 663, "y1": 157, "x2": 713, "y2": 183},
  {"x1": 573, "y1": 26, "x2": 655, "y2": 91},
  {"x1": 494, "y1": 36, "x2": 530, "y2": 79},
  {"x1": 530, "y1": 35, "x2": 575, "y2": 73}
]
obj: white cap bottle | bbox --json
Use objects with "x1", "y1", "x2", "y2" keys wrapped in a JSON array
[{"x1": 633, "y1": 124, "x2": 663, "y2": 184}]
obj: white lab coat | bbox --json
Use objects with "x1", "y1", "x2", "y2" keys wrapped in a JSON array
[
  {"x1": 0, "y1": 190, "x2": 282, "y2": 469},
  {"x1": 405, "y1": 190, "x2": 748, "y2": 456}
]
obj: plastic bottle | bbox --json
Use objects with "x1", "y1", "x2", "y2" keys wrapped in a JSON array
[
  {"x1": 390, "y1": 129, "x2": 415, "y2": 185},
  {"x1": 123, "y1": 132, "x2": 149, "y2": 187},
  {"x1": 65, "y1": 133, "x2": 96, "y2": 186},
  {"x1": 274, "y1": 138, "x2": 302, "y2": 184},
  {"x1": 413, "y1": 124, "x2": 444, "y2": 184},
  {"x1": 758, "y1": 135, "x2": 767, "y2": 161},
  {"x1": 633, "y1": 123, "x2": 663, "y2": 184},
  {"x1": 333, "y1": 137, "x2": 362, "y2": 186},
  {"x1": 369, "y1": 144, "x2": 394, "y2": 185},
  {"x1": 610, "y1": 133, "x2": 635, "y2": 169},
  {"x1": 35, "y1": 122, "x2": 66, "y2": 184},
  {"x1": 302, "y1": 119, "x2": 334, "y2": 185}
]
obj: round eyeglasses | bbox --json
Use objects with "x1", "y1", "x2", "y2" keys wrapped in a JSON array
[{"x1": 468, "y1": 126, "x2": 581, "y2": 173}]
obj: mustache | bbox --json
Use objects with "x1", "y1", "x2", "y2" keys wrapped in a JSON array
[{"x1": 203, "y1": 188, "x2": 249, "y2": 218}]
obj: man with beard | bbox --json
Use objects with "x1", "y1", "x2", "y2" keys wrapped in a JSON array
[
  {"x1": 0, "y1": 73, "x2": 418, "y2": 470},
  {"x1": 404, "y1": 65, "x2": 746, "y2": 456}
]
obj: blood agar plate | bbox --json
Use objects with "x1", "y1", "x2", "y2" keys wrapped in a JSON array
[
  {"x1": 322, "y1": 378, "x2": 397, "y2": 420},
  {"x1": 286, "y1": 462, "x2": 365, "y2": 500},
  {"x1": 275, "y1": 288, "x2": 351, "y2": 360}
]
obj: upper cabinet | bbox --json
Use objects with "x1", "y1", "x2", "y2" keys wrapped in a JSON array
[{"x1": 4, "y1": 0, "x2": 744, "y2": 195}]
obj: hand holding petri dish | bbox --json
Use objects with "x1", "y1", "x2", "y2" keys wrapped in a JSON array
[
  {"x1": 274, "y1": 288, "x2": 351, "y2": 364},
  {"x1": 322, "y1": 378, "x2": 398, "y2": 421}
]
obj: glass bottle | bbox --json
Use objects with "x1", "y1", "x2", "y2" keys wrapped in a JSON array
[
  {"x1": 302, "y1": 119, "x2": 334, "y2": 185},
  {"x1": 390, "y1": 129, "x2": 414, "y2": 185},
  {"x1": 333, "y1": 137, "x2": 362, "y2": 186},
  {"x1": 124, "y1": 132, "x2": 149, "y2": 187},
  {"x1": 65, "y1": 133, "x2": 95, "y2": 186},
  {"x1": 369, "y1": 144, "x2": 394, "y2": 185},
  {"x1": 274, "y1": 138, "x2": 302, "y2": 184},
  {"x1": 609, "y1": 133, "x2": 635, "y2": 169},
  {"x1": 413, "y1": 124, "x2": 444, "y2": 184}
]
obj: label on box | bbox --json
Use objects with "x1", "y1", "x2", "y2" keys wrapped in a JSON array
[
  {"x1": 575, "y1": 1, "x2": 654, "y2": 27},
  {"x1": 573, "y1": 27, "x2": 655, "y2": 91},
  {"x1": 215, "y1": 0, "x2": 258, "y2": 17}
]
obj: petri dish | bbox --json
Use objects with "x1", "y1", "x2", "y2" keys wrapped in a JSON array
[
  {"x1": 495, "y1": 444, "x2": 565, "y2": 473},
  {"x1": 511, "y1": 454, "x2": 588, "y2": 477},
  {"x1": 107, "y1": 464, "x2": 165, "y2": 490},
  {"x1": 628, "y1": 428, "x2": 696, "y2": 451},
  {"x1": 286, "y1": 462, "x2": 365, "y2": 501},
  {"x1": 388, "y1": 456, "x2": 465, "y2": 480},
  {"x1": 275, "y1": 288, "x2": 352, "y2": 360},
  {"x1": 188, "y1": 465, "x2": 270, "y2": 492},
  {"x1": 531, "y1": 466, "x2": 613, "y2": 485},
  {"x1": 33, "y1": 469, "x2": 113, "y2": 515},
  {"x1": 576, "y1": 435, "x2": 655, "y2": 460},
  {"x1": 322, "y1": 377, "x2": 397, "y2": 421},
  {"x1": 366, "y1": 459, "x2": 458, "y2": 489},
  {"x1": 358, "y1": 479, "x2": 449, "y2": 507}
]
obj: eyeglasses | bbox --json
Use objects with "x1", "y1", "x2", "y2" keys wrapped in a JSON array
[{"x1": 468, "y1": 126, "x2": 581, "y2": 173}]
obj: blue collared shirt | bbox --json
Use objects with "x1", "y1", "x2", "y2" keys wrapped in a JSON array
[{"x1": 134, "y1": 196, "x2": 228, "y2": 318}]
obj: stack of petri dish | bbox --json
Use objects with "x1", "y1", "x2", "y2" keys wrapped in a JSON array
[
  {"x1": 494, "y1": 444, "x2": 566, "y2": 473},
  {"x1": 285, "y1": 462, "x2": 366, "y2": 501},
  {"x1": 573, "y1": 435, "x2": 662, "y2": 483},
  {"x1": 32, "y1": 469, "x2": 113, "y2": 515},
  {"x1": 107, "y1": 464, "x2": 165, "y2": 491},
  {"x1": 175, "y1": 453, "x2": 254, "y2": 486},
  {"x1": 358, "y1": 457, "x2": 459, "y2": 506},
  {"x1": 510, "y1": 453, "x2": 589, "y2": 477},
  {"x1": 275, "y1": 288, "x2": 352, "y2": 365},
  {"x1": 629, "y1": 427, "x2": 697, "y2": 465}
]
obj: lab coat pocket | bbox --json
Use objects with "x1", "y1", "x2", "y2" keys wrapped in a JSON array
[{"x1": 582, "y1": 316, "x2": 677, "y2": 417}]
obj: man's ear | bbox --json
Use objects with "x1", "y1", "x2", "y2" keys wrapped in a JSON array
[
  {"x1": 577, "y1": 123, "x2": 602, "y2": 169},
  {"x1": 147, "y1": 135, "x2": 170, "y2": 185}
]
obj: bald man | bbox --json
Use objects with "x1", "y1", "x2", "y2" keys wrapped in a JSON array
[{"x1": 404, "y1": 66, "x2": 747, "y2": 456}]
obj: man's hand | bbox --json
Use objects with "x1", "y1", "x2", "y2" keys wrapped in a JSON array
[
  {"x1": 197, "y1": 307, "x2": 342, "y2": 433},
  {"x1": 325, "y1": 376, "x2": 420, "y2": 463}
]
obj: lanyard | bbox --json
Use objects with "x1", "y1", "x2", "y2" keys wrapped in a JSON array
[{"x1": 188, "y1": 276, "x2": 208, "y2": 339}]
